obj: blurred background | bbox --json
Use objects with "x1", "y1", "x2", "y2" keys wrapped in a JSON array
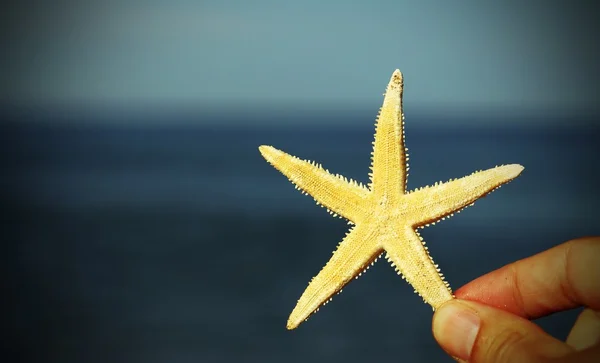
[{"x1": 2, "y1": 1, "x2": 599, "y2": 362}]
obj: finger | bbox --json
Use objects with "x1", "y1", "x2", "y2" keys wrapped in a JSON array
[
  {"x1": 433, "y1": 300, "x2": 574, "y2": 363},
  {"x1": 566, "y1": 308, "x2": 600, "y2": 351},
  {"x1": 455, "y1": 236, "x2": 600, "y2": 319}
]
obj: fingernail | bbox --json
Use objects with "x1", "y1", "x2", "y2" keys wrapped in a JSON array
[{"x1": 433, "y1": 301, "x2": 480, "y2": 360}]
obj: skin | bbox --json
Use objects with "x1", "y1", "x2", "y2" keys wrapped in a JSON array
[{"x1": 432, "y1": 236, "x2": 600, "y2": 363}]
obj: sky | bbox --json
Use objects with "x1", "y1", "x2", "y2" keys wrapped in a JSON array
[{"x1": 2, "y1": 1, "x2": 599, "y2": 120}]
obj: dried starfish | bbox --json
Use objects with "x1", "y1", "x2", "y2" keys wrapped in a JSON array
[{"x1": 259, "y1": 70, "x2": 524, "y2": 330}]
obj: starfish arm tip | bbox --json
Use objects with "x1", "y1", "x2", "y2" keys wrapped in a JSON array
[
  {"x1": 504, "y1": 164, "x2": 525, "y2": 178},
  {"x1": 286, "y1": 318, "x2": 299, "y2": 330},
  {"x1": 389, "y1": 69, "x2": 403, "y2": 89},
  {"x1": 258, "y1": 144, "x2": 271, "y2": 153},
  {"x1": 258, "y1": 145, "x2": 281, "y2": 162}
]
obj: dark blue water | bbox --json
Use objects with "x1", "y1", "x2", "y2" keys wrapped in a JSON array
[{"x1": 3, "y1": 112, "x2": 599, "y2": 362}]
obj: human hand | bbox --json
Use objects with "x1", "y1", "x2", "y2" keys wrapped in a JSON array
[{"x1": 432, "y1": 236, "x2": 600, "y2": 363}]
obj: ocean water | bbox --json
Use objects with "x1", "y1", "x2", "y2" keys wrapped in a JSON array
[{"x1": 3, "y1": 111, "x2": 599, "y2": 362}]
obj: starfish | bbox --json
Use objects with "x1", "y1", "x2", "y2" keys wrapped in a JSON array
[{"x1": 259, "y1": 70, "x2": 524, "y2": 330}]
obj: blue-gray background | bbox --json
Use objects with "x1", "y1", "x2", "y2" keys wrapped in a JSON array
[{"x1": 3, "y1": 1, "x2": 599, "y2": 362}]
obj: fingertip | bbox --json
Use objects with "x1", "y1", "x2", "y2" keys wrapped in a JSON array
[
  {"x1": 566, "y1": 308, "x2": 600, "y2": 351},
  {"x1": 433, "y1": 301, "x2": 481, "y2": 361}
]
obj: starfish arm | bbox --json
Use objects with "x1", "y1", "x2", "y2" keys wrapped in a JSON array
[
  {"x1": 287, "y1": 225, "x2": 381, "y2": 329},
  {"x1": 259, "y1": 145, "x2": 370, "y2": 222},
  {"x1": 383, "y1": 227, "x2": 453, "y2": 309},
  {"x1": 406, "y1": 164, "x2": 525, "y2": 226},
  {"x1": 369, "y1": 69, "x2": 408, "y2": 196}
]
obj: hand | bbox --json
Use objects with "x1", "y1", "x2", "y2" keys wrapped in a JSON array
[{"x1": 432, "y1": 236, "x2": 600, "y2": 363}]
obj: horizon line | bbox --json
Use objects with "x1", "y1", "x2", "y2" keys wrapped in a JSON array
[{"x1": 1, "y1": 102, "x2": 598, "y2": 129}]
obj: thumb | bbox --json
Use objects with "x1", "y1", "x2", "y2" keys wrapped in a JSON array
[{"x1": 432, "y1": 300, "x2": 573, "y2": 363}]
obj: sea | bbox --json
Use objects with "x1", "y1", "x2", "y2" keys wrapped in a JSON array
[{"x1": 3, "y1": 109, "x2": 599, "y2": 362}]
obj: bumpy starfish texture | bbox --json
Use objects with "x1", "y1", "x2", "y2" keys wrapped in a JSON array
[{"x1": 259, "y1": 70, "x2": 524, "y2": 330}]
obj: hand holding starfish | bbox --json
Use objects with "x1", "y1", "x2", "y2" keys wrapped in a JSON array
[{"x1": 433, "y1": 236, "x2": 600, "y2": 363}]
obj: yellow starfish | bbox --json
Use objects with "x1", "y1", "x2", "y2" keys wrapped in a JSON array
[{"x1": 259, "y1": 70, "x2": 524, "y2": 330}]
